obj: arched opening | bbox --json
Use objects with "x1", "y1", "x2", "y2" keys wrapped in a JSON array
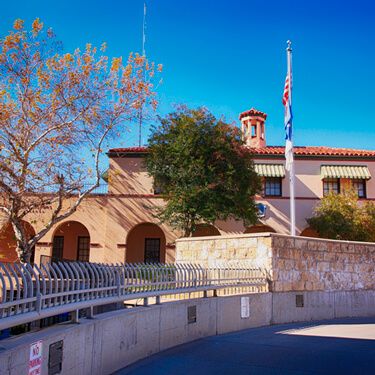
[
  {"x1": 0, "y1": 221, "x2": 36, "y2": 263},
  {"x1": 244, "y1": 224, "x2": 276, "y2": 234},
  {"x1": 300, "y1": 227, "x2": 320, "y2": 238},
  {"x1": 192, "y1": 224, "x2": 221, "y2": 237},
  {"x1": 52, "y1": 221, "x2": 90, "y2": 262},
  {"x1": 126, "y1": 223, "x2": 166, "y2": 263}
]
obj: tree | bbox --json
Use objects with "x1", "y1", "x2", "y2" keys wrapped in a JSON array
[
  {"x1": 307, "y1": 190, "x2": 375, "y2": 242},
  {"x1": 146, "y1": 106, "x2": 261, "y2": 236},
  {"x1": 0, "y1": 19, "x2": 160, "y2": 262}
]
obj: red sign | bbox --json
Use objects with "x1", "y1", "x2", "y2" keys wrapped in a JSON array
[{"x1": 29, "y1": 341, "x2": 42, "y2": 375}]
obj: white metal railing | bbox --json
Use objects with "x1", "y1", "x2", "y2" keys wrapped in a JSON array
[{"x1": 0, "y1": 262, "x2": 267, "y2": 330}]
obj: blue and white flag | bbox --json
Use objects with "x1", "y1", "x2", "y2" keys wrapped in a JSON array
[{"x1": 282, "y1": 75, "x2": 293, "y2": 171}]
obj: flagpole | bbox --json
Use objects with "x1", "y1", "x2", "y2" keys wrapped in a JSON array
[
  {"x1": 287, "y1": 40, "x2": 296, "y2": 236},
  {"x1": 138, "y1": 1, "x2": 147, "y2": 147}
]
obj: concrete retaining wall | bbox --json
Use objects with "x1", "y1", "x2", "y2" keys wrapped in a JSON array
[{"x1": 0, "y1": 290, "x2": 374, "y2": 375}]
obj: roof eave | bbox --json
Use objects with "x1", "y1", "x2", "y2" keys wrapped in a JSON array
[
  {"x1": 252, "y1": 153, "x2": 375, "y2": 161},
  {"x1": 107, "y1": 151, "x2": 149, "y2": 158}
]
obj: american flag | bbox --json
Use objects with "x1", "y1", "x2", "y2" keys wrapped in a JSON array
[
  {"x1": 283, "y1": 74, "x2": 293, "y2": 171},
  {"x1": 282, "y1": 76, "x2": 290, "y2": 106}
]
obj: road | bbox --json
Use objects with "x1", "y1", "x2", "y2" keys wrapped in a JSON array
[{"x1": 115, "y1": 317, "x2": 375, "y2": 375}]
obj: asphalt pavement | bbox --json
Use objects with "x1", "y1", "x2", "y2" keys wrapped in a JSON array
[{"x1": 114, "y1": 317, "x2": 375, "y2": 375}]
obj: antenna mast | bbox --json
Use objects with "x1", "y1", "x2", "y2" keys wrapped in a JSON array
[{"x1": 138, "y1": 1, "x2": 147, "y2": 147}]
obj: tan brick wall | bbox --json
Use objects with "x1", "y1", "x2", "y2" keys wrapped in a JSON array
[{"x1": 175, "y1": 234, "x2": 375, "y2": 292}]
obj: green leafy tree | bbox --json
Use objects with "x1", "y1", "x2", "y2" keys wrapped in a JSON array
[
  {"x1": 307, "y1": 190, "x2": 375, "y2": 242},
  {"x1": 146, "y1": 106, "x2": 261, "y2": 237}
]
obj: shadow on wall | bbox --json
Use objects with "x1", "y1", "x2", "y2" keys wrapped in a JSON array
[
  {"x1": 299, "y1": 227, "x2": 320, "y2": 238},
  {"x1": 244, "y1": 224, "x2": 276, "y2": 234},
  {"x1": 126, "y1": 222, "x2": 166, "y2": 263},
  {"x1": 51, "y1": 221, "x2": 90, "y2": 262},
  {"x1": 0, "y1": 221, "x2": 35, "y2": 263},
  {"x1": 192, "y1": 224, "x2": 221, "y2": 237}
]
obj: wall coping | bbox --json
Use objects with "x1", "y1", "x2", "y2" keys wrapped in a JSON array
[
  {"x1": 176, "y1": 232, "x2": 375, "y2": 247},
  {"x1": 176, "y1": 232, "x2": 273, "y2": 242}
]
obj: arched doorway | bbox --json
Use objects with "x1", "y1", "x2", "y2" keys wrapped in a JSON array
[
  {"x1": 192, "y1": 224, "x2": 221, "y2": 237},
  {"x1": 126, "y1": 223, "x2": 166, "y2": 263},
  {"x1": 52, "y1": 221, "x2": 90, "y2": 262},
  {"x1": 244, "y1": 224, "x2": 276, "y2": 234},
  {"x1": 0, "y1": 221, "x2": 36, "y2": 263},
  {"x1": 300, "y1": 227, "x2": 320, "y2": 238}
]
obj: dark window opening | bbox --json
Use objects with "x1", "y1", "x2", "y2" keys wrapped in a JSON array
[
  {"x1": 154, "y1": 186, "x2": 163, "y2": 195},
  {"x1": 77, "y1": 236, "x2": 90, "y2": 262},
  {"x1": 323, "y1": 178, "x2": 340, "y2": 196},
  {"x1": 352, "y1": 179, "x2": 366, "y2": 198},
  {"x1": 52, "y1": 236, "x2": 64, "y2": 260},
  {"x1": 251, "y1": 124, "x2": 256, "y2": 137},
  {"x1": 264, "y1": 177, "x2": 282, "y2": 197},
  {"x1": 144, "y1": 238, "x2": 160, "y2": 263}
]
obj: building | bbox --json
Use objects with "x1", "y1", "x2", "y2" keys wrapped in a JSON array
[{"x1": 1, "y1": 108, "x2": 374, "y2": 264}]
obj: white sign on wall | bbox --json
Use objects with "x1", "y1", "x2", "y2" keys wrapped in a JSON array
[
  {"x1": 29, "y1": 340, "x2": 42, "y2": 375},
  {"x1": 241, "y1": 296, "x2": 250, "y2": 319}
]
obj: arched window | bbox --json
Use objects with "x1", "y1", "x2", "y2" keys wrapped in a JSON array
[
  {"x1": 300, "y1": 227, "x2": 320, "y2": 238},
  {"x1": 126, "y1": 223, "x2": 166, "y2": 263},
  {"x1": 52, "y1": 221, "x2": 90, "y2": 262},
  {"x1": 192, "y1": 224, "x2": 221, "y2": 237},
  {"x1": 244, "y1": 224, "x2": 276, "y2": 234}
]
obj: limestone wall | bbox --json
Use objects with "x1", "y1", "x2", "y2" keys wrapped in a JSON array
[
  {"x1": 175, "y1": 234, "x2": 274, "y2": 269},
  {"x1": 271, "y1": 235, "x2": 375, "y2": 292},
  {"x1": 175, "y1": 233, "x2": 375, "y2": 292}
]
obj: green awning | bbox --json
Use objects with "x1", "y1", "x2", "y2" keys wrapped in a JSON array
[
  {"x1": 321, "y1": 165, "x2": 371, "y2": 180},
  {"x1": 254, "y1": 164, "x2": 285, "y2": 177}
]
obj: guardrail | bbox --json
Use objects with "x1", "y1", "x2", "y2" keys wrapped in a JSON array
[
  {"x1": 0, "y1": 262, "x2": 267, "y2": 330},
  {"x1": 40, "y1": 183, "x2": 108, "y2": 195}
]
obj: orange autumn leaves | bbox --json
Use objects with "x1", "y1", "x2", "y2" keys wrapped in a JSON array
[{"x1": 0, "y1": 18, "x2": 162, "y2": 261}]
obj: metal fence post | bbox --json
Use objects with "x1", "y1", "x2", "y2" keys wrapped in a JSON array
[
  {"x1": 71, "y1": 310, "x2": 79, "y2": 323},
  {"x1": 0, "y1": 261, "x2": 267, "y2": 330}
]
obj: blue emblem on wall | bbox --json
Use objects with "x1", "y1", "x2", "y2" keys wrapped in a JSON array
[{"x1": 256, "y1": 203, "x2": 267, "y2": 218}]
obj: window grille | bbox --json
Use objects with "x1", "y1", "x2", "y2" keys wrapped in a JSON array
[
  {"x1": 52, "y1": 236, "x2": 64, "y2": 260},
  {"x1": 264, "y1": 177, "x2": 282, "y2": 197},
  {"x1": 323, "y1": 178, "x2": 340, "y2": 196},
  {"x1": 144, "y1": 238, "x2": 160, "y2": 263},
  {"x1": 77, "y1": 236, "x2": 90, "y2": 262},
  {"x1": 352, "y1": 179, "x2": 366, "y2": 198}
]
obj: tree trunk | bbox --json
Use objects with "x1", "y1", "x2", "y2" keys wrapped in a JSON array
[
  {"x1": 11, "y1": 221, "x2": 31, "y2": 264},
  {"x1": 16, "y1": 242, "x2": 31, "y2": 264}
]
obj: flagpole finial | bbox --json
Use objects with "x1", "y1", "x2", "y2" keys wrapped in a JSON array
[{"x1": 287, "y1": 40, "x2": 292, "y2": 51}]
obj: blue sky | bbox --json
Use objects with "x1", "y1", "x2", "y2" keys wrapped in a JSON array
[{"x1": 1, "y1": 0, "x2": 375, "y2": 149}]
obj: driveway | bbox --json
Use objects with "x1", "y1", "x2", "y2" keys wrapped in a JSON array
[{"x1": 115, "y1": 317, "x2": 375, "y2": 375}]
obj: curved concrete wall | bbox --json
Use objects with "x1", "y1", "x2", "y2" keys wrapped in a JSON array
[{"x1": 0, "y1": 291, "x2": 374, "y2": 375}]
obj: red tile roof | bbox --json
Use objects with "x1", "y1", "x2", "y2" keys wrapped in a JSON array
[
  {"x1": 109, "y1": 145, "x2": 375, "y2": 158},
  {"x1": 109, "y1": 147, "x2": 148, "y2": 153},
  {"x1": 249, "y1": 146, "x2": 375, "y2": 157},
  {"x1": 239, "y1": 108, "x2": 267, "y2": 120}
]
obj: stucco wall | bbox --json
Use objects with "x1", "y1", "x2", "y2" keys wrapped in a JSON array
[
  {"x1": 108, "y1": 156, "x2": 154, "y2": 195},
  {"x1": 176, "y1": 233, "x2": 375, "y2": 293}
]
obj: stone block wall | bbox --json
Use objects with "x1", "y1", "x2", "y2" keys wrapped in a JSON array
[
  {"x1": 175, "y1": 233, "x2": 375, "y2": 293},
  {"x1": 175, "y1": 234, "x2": 273, "y2": 269},
  {"x1": 271, "y1": 235, "x2": 375, "y2": 292}
]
